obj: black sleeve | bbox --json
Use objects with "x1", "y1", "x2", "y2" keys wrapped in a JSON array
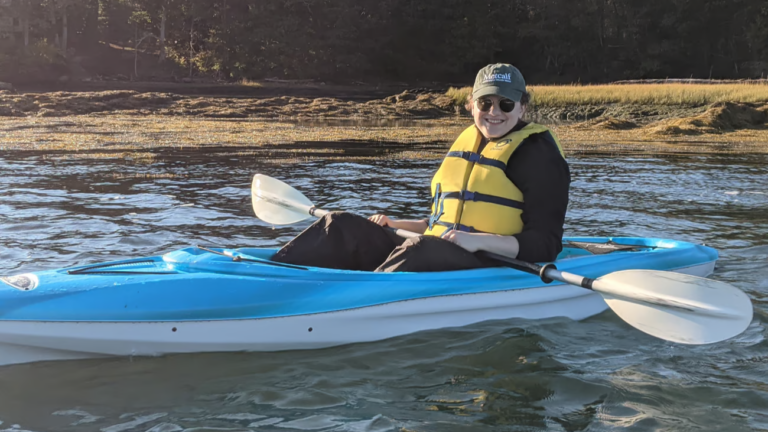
[{"x1": 506, "y1": 132, "x2": 571, "y2": 262}]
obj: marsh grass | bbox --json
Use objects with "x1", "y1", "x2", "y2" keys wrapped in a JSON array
[
  {"x1": 238, "y1": 78, "x2": 263, "y2": 87},
  {"x1": 447, "y1": 84, "x2": 768, "y2": 107},
  {"x1": 111, "y1": 172, "x2": 184, "y2": 179},
  {"x1": 446, "y1": 87, "x2": 472, "y2": 107}
]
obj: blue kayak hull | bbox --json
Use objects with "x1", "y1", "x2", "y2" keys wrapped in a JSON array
[{"x1": 0, "y1": 237, "x2": 718, "y2": 365}]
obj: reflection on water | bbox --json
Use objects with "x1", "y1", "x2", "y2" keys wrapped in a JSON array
[{"x1": 0, "y1": 146, "x2": 766, "y2": 431}]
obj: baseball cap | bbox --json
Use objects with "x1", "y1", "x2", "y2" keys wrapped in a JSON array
[{"x1": 472, "y1": 63, "x2": 526, "y2": 102}]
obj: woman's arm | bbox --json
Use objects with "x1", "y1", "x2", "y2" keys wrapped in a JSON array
[
  {"x1": 508, "y1": 134, "x2": 571, "y2": 262},
  {"x1": 441, "y1": 231, "x2": 520, "y2": 257}
]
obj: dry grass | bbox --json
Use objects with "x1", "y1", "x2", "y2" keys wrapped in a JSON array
[
  {"x1": 647, "y1": 102, "x2": 768, "y2": 135},
  {"x1": 532, "y1": 84, "x2": 768, "y2": 106},
  {"x1": 446, "y1": 87, "x2": 472, "y2": 107},
  {"x1": 550, "y1": 123, "x2": 768, "y2": 154},
  {"x1": 110, "y1": 172, "x2": 184, "y2": 179},
  {"x1": 42, "y1": 151, "x2": 157, "y2": 162},
  {"x1": 447, "y1": 84, "x2": 768, "y2": 107},
  {"x1": 237, "y1": 78, "x2": 263, "y2": 87}
]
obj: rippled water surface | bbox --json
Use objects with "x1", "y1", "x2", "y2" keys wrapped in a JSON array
[{"x1": 0, "y1": 146, "x2": 767, "y2": 432}]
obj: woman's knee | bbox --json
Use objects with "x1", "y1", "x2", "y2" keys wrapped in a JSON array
[
  {"x1": 319, "y1": 211, "x2": 360, "y2": 228},
  {"x1": 375, "y1": 235, "x2": 485, "y2": 272},
  {"x1": 319, "y1": 211, "x2": 388, "y2": 239}
]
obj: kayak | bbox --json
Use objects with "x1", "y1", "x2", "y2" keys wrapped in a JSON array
[{"x1": 0, "y1": 237, "x2": 717, "y2": 366}]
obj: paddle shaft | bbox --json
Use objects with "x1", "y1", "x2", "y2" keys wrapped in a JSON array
[
  {"x1": 382, "y1": 228, "x2": 597, "y2": 289},
  {"x1": 291, "y1": 201, "x2": 423, "y2": 242},
  {"x1": 281, "y1": 195, "x2": 602, "y2": 290}
]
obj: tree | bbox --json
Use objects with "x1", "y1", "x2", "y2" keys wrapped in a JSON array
[{"x1": 3, "y1": 0, "x2": 768, "y2": 83}]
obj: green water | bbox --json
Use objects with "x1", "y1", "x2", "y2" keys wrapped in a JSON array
[{"x1": 0, "y1": 148, "x2": 766, "y2": 431}]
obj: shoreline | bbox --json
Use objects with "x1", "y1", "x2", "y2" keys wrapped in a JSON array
[{"x1": 1, "y1": 84, "x2": 767, "y2": 156}]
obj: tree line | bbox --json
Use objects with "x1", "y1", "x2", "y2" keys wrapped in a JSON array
[{"x1": 1, "y1": 0, "x2": 767, "y2": 84}]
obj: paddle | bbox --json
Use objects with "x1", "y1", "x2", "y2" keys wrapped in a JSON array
[{"x1": 250, "y1": 173, "x2": 753, "y2": 345}]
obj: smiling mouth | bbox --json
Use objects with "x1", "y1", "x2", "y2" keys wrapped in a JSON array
[{"x1": 485, "y1": 118, "x2": 505, "y2": 125}]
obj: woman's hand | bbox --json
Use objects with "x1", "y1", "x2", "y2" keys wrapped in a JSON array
[
  {"x1": 369, "y1": 216, "x2": 430, "y2": 234},
  {"x1": 368, "y1": 214, "x2": 393, "y2": 227}
]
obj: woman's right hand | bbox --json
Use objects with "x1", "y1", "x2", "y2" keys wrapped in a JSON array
[{"x1": 368, "y1": 214, "x2": 393, "y2": 227}]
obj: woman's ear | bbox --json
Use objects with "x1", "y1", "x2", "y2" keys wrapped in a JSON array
[{"x1": 465, "y1": 97, "x2": 473, "y2": 113}]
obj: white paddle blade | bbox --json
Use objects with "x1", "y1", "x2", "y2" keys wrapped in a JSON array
[
  {"x1": 251, "y1": 174, "x2": 315, "y2": 225},
  {"x1": 595, "y1": 270, "x2": 753, "y2": 344}
]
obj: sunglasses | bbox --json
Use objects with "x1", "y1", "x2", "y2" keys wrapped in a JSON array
[{"x1": 475, "y1": 98, "x2": 516, "y2": 113}]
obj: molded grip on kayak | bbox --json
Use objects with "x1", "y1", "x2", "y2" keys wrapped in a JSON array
[{"x1": 200, "y1": 246, "x2": 311, "y2": 271}]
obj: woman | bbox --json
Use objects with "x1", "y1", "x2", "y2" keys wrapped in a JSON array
[{"x1": 272, "y1": 63, "x2": 570, "y2": 272}]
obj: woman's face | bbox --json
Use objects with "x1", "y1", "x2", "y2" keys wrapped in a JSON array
[{"x1": 471, "y1": 95, "x2": 526, "y2": 139}]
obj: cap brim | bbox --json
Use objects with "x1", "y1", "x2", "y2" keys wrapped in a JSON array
[{"x1": 473, "y1": 86, "x2": 523, "y2": 102}]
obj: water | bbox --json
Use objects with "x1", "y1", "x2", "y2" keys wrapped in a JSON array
[{"x1": 0, "y1": 147, "x2": 766, "y2": 432}]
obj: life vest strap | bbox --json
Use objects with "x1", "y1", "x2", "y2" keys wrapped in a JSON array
[
  {"x1": 428, "y1": 183, "x2": 444, "y2": 230},
  {"x1": 434, "y1": 221, "x2": 486, "y2": 234},
  {"x1": 441, "y1": 191, "x2": 524, "y2": 210},
  {"x1": 446, "y1": 151, "x2": 507, "y2": 171}
]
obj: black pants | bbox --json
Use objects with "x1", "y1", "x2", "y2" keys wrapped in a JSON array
[{"x1": 271, "y1": 212, "x2": 500, "y2": 272}]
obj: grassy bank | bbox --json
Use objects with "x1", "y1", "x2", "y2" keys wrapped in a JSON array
[
  {"x1": 447, "y1": 83, "x2": 768, "y2": 107},
  {"x1": 2, "y1": 116, "x2": 767, "y2": 157},
  {"x1": 446, "y1": 83, "x2": 768, "y2": 139},
  {"x1": 1, "y1": 83, "x2": 767, "y2": 156}
]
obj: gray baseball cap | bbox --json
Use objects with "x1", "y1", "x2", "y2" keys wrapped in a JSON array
[{"x1": 472, "y1": 63, "x2": 526, "y2": 102}]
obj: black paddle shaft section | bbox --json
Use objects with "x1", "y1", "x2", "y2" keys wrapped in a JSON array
[
  {"x1": 479, "y1": 251, "x2": 558, "y2": 284},
  {"x1": 380, "y1": 227, "x2": 558, "y2": 284}
]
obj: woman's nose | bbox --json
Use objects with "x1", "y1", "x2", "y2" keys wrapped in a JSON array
[{"x1": 488, "y1": 102, "x2": 501, "y2": 115}]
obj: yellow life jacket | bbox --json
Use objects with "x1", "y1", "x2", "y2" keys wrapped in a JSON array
[{"x1": 424, "y1": 123, "x2": 564, "y2": 237}]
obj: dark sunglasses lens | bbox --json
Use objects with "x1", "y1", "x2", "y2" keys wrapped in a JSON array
[
  {"x1": 499, "y1": 99, "x2": 516, "y2": 112},
  {"x1": 477, "y1": 99, "x2": 494, "y2": 112},
  {"x1": 476, "y1": 98, "x2": 516, "y2": 112}
]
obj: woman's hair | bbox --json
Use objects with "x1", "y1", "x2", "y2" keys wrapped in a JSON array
[
  {"x1": 520, "y1": 91, "x2": 531, "y2": 106},
  {"x1": 465, "y1": 91, "x2": 531, "y2": 112}
]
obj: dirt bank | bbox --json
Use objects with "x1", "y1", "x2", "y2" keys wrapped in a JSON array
[
  {"x1": 0, "y1": 88, "x2": 713, "y2": 122},
  {"x1": 14, "y1": 79, "x2": 420, "y2": 101},
  {"x1": 0, "y1": 89, "x2": 457, "y2": 119}
]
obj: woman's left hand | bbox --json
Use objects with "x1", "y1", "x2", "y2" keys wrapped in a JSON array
[{"x1": 441, "y1": 230, "x2": 483, "y2": 252}]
